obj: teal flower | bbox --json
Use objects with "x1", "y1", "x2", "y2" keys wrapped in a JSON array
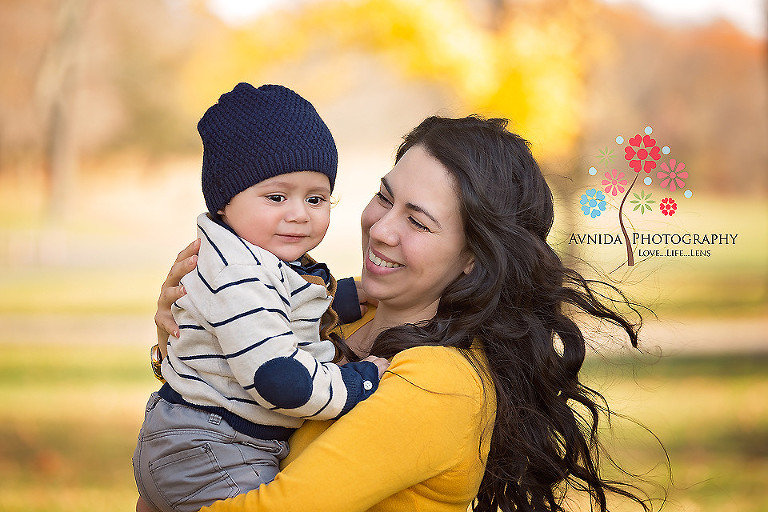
[{"x1": 580, "y1": 188, "x2": 607, "y2": 218}]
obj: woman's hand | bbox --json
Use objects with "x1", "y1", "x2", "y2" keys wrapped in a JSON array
[
  {"x1": 354, "y1": 278, "x2": 378, "y2": 316},
  {"x1": 155, "y1": 239, "x2": 200, "y2": 357}
]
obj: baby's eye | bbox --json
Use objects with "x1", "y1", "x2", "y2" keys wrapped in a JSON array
[
  {"x1": 306, "y1": 196, "x2": 326, "y2": 206},
  {"x1": 266, "y1": 195, "x2": 285, "y2": 203}
]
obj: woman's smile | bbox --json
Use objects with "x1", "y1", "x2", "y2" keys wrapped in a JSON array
[{"x1": 367, "y1": 248, "x2": 404, "y2": 269}]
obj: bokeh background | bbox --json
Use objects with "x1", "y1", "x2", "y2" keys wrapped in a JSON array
[{"x1": 1, "y1": 0, "x2": 766, "y2": 510}]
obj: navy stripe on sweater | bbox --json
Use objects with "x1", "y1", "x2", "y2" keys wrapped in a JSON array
[
  {"x1": 176, "y1": 331, "x2": 294, "y2": 362},
  {"x1": 234, "y1": 234, "x2": 261, "y2": 263},
  {"x1": 291, "y1": 281, "x2": 312, "y2": 296},
  {"x1": 196, "y1": 271, "x2": 290, "y2": 307},
  {"x1": 198, "y1": 224, "x2": 228, "y2": 266},
  {"x1": 303, "y1": 389, "x2": 333, "y2": 419},
  {"x1": 222, "y1": 331, "x2": 293, "y2": 359},
  {"x1": 210, "y1": 307, "x2": 289, "y2": 327},
  {"x1": 178, "y1": 324, "x2": 206, "y2": 330},
  {"x1": 295, "y1": 316, "x2": 323, "y2": 323}
]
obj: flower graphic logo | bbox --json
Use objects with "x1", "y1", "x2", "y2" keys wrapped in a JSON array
[
  {"x1": 625, "y1": 134, "x2": 661, "y2": 173},
  {"x1": 583, "y1": 126, "x2": 693, "y2": 267},
  {"x1": 629, "y1": 190, "x2": 654, "y2": 214},
  {"x1": 657, "y1": 159, "x2": 688, "y2": 191},
  {"x1": 602, "y1": 169, "x2": 628, "y2": 196},
  {"x1": 598, "y1": 146, "x2": 614, "y2": 164},
  {"x1": 580, "y1": 188, "x2": 607, "y2": 218},
  {"x1": 660, "y1": 197, "x2": 678, "y2": 216}
]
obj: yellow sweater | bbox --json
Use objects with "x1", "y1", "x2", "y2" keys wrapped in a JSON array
[{"x1": 199, "y1": 310, "x2": 496, "y2": 512}]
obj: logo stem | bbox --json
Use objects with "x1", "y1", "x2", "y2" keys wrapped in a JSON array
[{"x1": 619, "y1": 174, "x2": 639, "y2": 266}]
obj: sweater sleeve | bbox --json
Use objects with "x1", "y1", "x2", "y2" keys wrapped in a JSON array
[
  {"x1": 331, "y1": 277, "x2": 362, "y2": 324},
  {"x1": 208, "y1": 263, "x2": 379, "y2": 420},
  {"x1": 198, "y1": 346, "x2": 491, "y2": 512}
]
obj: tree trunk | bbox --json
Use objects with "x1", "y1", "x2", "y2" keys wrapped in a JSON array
[{"x1": 35, "y1": 0, "x2": 88, "y2": 222}]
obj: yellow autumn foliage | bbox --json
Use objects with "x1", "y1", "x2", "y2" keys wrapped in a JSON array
[{"x1": 180, "y1": 0, "x2": 598, "y2": 163}]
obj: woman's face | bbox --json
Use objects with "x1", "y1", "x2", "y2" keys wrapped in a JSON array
[{"x1": 360, "y1": 145, "x2": 474, "y2": 318}]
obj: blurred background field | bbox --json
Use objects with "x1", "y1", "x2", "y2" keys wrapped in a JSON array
[
  {"x1": 1, "y1": 339, "x2": 766, "y2": 511},
  {"x1": 1, "y1": 0, "x2": 766, "y2": 510}
]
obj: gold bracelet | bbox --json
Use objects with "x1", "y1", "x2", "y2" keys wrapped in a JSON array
[{"x1": 150, "y1": 344, "x2": 165, "y2": 382}]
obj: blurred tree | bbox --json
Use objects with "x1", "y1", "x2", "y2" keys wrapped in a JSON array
[
  {"x1": 181, "y1": 0, "x2": 596, "y2": 165},
  {"x1": 584, "y1": 5, "x2": 768, "y2": 195},
  {"x1": 35, "y1": 0, "x2": 89, "y2": 219},
  {"x1": 178, "y1": 0, "x2": 601, "y2": 260},
  {"x1": 0, "y1": 0, "x2": 764, "y2": 224},
  {"x1": 0, "y1": 0, "x2": 213, "y2": 219},
  {"x1": 0, "y1": 0, "x2": 54, "y2": 182}
]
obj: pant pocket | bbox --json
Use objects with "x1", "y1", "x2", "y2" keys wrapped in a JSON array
[
  {"x1": 232, "y1": 440, "x2": 286, "y2": 483},
  {"x1": 149, "y1": 443, "x2": 239, "y2": 512}
]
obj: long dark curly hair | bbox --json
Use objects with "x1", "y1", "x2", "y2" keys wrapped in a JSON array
[{"x1": 367, "y1": 115, "x2": 652, "y2": 511}]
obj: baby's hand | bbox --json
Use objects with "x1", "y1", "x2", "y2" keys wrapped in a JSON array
[{"x1": 362, "y1": 355, "x2": 389, "y2": 379}]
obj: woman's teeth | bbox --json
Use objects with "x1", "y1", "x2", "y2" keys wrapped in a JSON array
[{"x1": 369, "y1": 250, "x2": 403, "y2": 268}]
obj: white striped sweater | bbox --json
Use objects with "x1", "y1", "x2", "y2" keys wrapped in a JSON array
[{"x1": 161, "y1": 213, "x2": 379, "y2": 439}]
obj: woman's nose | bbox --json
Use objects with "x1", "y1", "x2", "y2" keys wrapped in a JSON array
[{"x1": 368, "y1": 211, "x2": 399, "y2": 246}]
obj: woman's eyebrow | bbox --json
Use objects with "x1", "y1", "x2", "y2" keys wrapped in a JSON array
[{"x1": 381, "y1": 177, "x2": 442, "y2": 229}]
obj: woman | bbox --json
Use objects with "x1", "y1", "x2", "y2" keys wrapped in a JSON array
[{"x1": 154, "y1": 115, "x2": 651, "y2": 511}]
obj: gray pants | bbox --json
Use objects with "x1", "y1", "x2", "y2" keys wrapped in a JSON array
[{"x1": 133, "y1": 392, "x2": 289, "y2": 512}]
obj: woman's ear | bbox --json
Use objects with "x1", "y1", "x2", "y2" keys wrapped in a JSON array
[{"x1": 463, "y1": 254, "x2": 475, "y2": 275}]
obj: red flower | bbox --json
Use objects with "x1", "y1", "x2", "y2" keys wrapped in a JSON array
[
  {"x1": 625, "y1": 134, "x2": 661, "y2": 173},
  {"x1": 660, "y1": 197, "x2": 677, "y2": 216}
]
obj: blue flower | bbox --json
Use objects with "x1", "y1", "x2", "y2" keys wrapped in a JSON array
[{"x1": 580, "y1": 188, "x2": 607, "y2": 218}]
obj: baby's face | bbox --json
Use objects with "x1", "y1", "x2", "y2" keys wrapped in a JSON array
[{"x1": 218, "y1": 171, "x2": 331, "y2": 261}]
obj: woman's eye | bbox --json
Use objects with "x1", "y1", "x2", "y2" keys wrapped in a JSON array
[
  {"x1": 375, "y1": 191, "x2": 392, "y2": 206},
  {"x1": 408, "y1": 217, "x2": 431, "y2": 232},
  {"x1": 266, "y1": 195, "x2": 285, "y2": 203}
]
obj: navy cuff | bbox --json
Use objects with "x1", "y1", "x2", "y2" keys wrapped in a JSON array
[
  {"x1": 333, "y1": 277, "x2": 362, "y2": 324},
  {"x1": 336, "y1": 361, "x2": 380, "y2": 417}
]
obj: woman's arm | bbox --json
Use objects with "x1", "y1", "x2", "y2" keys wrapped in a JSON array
[
  {"x1": 199, "y1": 346, "x2": 491, "y2": 512},
  {"x1": 154, "y1": 239, "x2": 200, "y2": 357}
]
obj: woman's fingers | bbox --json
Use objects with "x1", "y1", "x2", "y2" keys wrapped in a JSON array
[
  {"x1": 178, "y1": 237, "x2": 201, "y2": 261},
  {"x1": 163, "y1": 239, "x2": 201, "y2": 287},
  {"x1": 155, "y1": 239, "x2": 200, "y2": 351},
  {"x1": 155, "y1": 283, "x2": 186, "y2": 342}
]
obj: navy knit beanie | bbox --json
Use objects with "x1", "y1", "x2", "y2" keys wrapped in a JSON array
[{"x1": 199, "y1": 83, "x2": 338, "y2": 215}]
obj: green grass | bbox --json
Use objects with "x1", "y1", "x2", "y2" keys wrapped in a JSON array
[
  {"x1": 0, "y1": 343, "x2": 157, "y2": 512},
  {"x1": 0, "y1": 267, "x2": 161, "y2": 315},
  {"x1": 0, "y1": 343, "x2": 766, "y2": 511},
  {"x1": 581, "y1": 353, "x2": 768, "y2": 511}
]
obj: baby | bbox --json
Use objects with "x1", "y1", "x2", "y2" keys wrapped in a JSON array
[{"x1": 133, "y1": 83, "x2": 387, "y2": 512}]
